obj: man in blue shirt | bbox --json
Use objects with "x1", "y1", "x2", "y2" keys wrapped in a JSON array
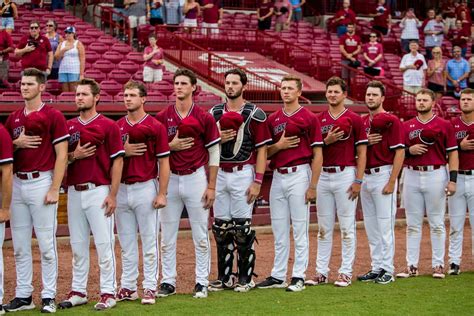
[
  {"x1": 446, "y1": 46, "x2": 470, "y2": 98},
  {"x1": 289, "y1": 0, "x2": 305, "y2": 22}
]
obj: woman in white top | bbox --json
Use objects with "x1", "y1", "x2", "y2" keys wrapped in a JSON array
[
  {"x1": 400, "y1": 8, "x2": 421, "y2": 53},
  {"x1": 55, "y1": 26, "x2": 85, "y2": 92}
]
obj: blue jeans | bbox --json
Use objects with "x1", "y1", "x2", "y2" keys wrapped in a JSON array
[
  {"x1": 51, "y1": 0, "x2": 65, "y2": 10},
  {"x1": 337, "y1": 25, "x2": 347, "y2": 37}
]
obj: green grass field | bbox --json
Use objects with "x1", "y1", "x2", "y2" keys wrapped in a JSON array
[{"x1": 11, "y1": 273, "x2": 474, "y2": 315}]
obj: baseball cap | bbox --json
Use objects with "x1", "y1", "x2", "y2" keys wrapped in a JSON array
[
  {"x1": 414, "y1": 59, "x2": 424, "y2": 70},
  {"x1": 285, "y1": 117, "x2": 306, "y2": 137},
  {"x1": 178, "y1": 116, "x2": 203, "y2": 139},
  {"x1": 333, "y1": 116, "x2": 352, "y2": 140},
  {"x1": 80, "y1": 125, "x2": 105, "y2": 146},
  {"x1": 65, "y1": 26, "x2": 76, "y2": 34},
  {"x1": 219, "y1": 112, "x2": 244, "y2": 133},
  {"x1": 128, "y1": 124, "x2": 155, "y2": 144},
  {"x1": 24, "y1": 111, "x2": 48, "y2": 136},
  {"x1": 371, "y1": 112, "x2": 394, "y2": 134},
  {"x1": 419, "y1": 127, "x2": 441, "y2": 145}
]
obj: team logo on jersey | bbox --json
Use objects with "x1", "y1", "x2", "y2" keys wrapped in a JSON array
[
  {"x1": 409, "y1": 129, "x2": 422, "y2": 140},
  {"x1": 69, "y1": 131, "x2": 80, "y2": 144},
  {"x1": 321, "y1": 124, "x2": 333, "y2": 135},
  {"x1": 168, "y1": 125, "x2": 177, "y2": 136},
  {"x1": 273, "y1": 122, "x2": 286, "y2": 135},
  {"x1": 455, "y1": 130, "x2": 467, "y2": 139},
  {"x1": 13, "y1": 126, "x2": 23, "y2": 138},
  {"x1": 365, "y1": 127, "x2": 370, "y2": 135},
  {"x1": 121, "y1": 133, "x2": 128, "y2": 143}
]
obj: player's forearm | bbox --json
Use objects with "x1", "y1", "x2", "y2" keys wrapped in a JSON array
[
  {"x1": 1, "y1": 164, "x2": 12, "y2": 209},
  {"x1": 51, "y1": 142, "x2": 68, "y2": 191},
  {"x1": 267, "y1": 143, "x2": 280, "y2": 158},
  {"x1": 158, "y1": 156, "x2": 170, "y2": 195},
  {"x1": 207, "y1": 165, "x2": 218, "y2": 188},
  {"x1": 109, "y1": 156, "x2": 124, "y2": 197},
  {"x1": 355, "y1": 144, "x2": 367, "y2": 180},
  {"x1": 309, "y1": 147, "x2": 323, "y2": 188},
  {"x1": 448, "y1": 150, "x2": 459, "y2": 171},
  {"x1": 255, "y1": 145, "x2": 267, "y2": 175},
  {"x1": 388, "y1": 148, "x2": 405, "y2": 184},
  {"x1": 47, "y1": 52, "x2": 53, "y2": 70}
]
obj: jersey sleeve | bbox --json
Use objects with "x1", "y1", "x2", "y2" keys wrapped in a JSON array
[
  {"x1": 310, "y1": 113, "x2": 323, "y2": 147},
  {"x1": 0, "y1": 126, "x2": 13, "y2": 165},
  {"x1": 50, "y1": 109, "x2": 70, "y2": 145},
  {"x1": 155, "y1": 121, "x2": 170, "y2": 158},
  {"x1": 17, "y1": 36, "x2": 27, "y2": 49},
  {"x1": 250, "y1": 119, "x2": 272, "y2": 148},
  {"x1": 353, "y1": 114, "x2": 368, "y2": 146},
  {"x1": 388, "y1": 118, "x2": 405, "y2": 150},
  {"x1": 445, "y1": 120, "x2": 458, "y2": 152},
  {"x1": 106, "y1": 121, "x2": 125, "y2": 159},
  {"x1": 202, "y1": 112, "x2": 221, "y2": 148}
]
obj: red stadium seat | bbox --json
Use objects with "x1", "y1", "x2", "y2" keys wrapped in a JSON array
[
  {"x1": 108, "y1": 69, "x2": 132, "y2": 84},
  {"x1": 8, "y1": 68, "x2": 22, "y2": 83},
  {"x1": 102, "y1": 51, "x2": 124, "y2": 64},
  {"x1": 42, "y1": 92, "x2": 56, "y2": 103},
  {"x1": 1, "y1": 91, "x2": 22, "y2": 102},
  {"x1": 46, "y1": 80, "x2": 62, "y2": 96},
  {"x1": 62, "y1": 15, "x2": 82, "y2": 24},
  {"x1": 88, "y1": 42, "x2": 110, "y2": 55},
  {"x1": 52, "y1": 10, "x2": 69, "y2": 17},
  {"x1": 148, "y1": 82, "x2": 173, "y2": 96},
  {"x1": 98, "y1": 35, "x2": 118, "y2": 46},
  {"x1": 57, "y1": 92, "x2": 76, "y2": 103},
  {"x1": 84, "y1": 28, "x2": 104, "y2": 38},
  {"x1": 126, "y1": 52, "x2": 144, "y2": 64},
  {"x1": 147, "y1": 94, "x2": 168, "y2": 102},
  {"x1": 93, "y1": 60, "x2": 116, "y2": 74},
  {"x1": 137, "y1": 24, "x2": 155, "y2": 47},
  {"x1": 132, "y1": 71, "x2": 143, "y2": 81},
  {"x1": 84, "y1": 69, "x2": 107, "y2": 83},
  {"x1": 111, "y1": 43, "x2": 133, "y2": 55},
  {"x1": 85, "y1": 51, "x2": 101, "y2": 64},
  {"x1": 162, "y1": 71, "x2": 174, "y2": 83},
  {"x1": 100, "y1": 80, "x2": 122, "y2": 96},
  {"x1": 78, "y1": 35, "x2": 94, "y2": 46},
  {"x1": 114, "y1": 91, "x2": 125, "y2": 103},
  {"x1": 99, "y1": 91, "x2": 114, "y2": 103},
  {"x1": 118, "y1": 61, "x2": 139, "y2": 74}
]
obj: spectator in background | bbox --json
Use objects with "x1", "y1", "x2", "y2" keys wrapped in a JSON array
[
  {"x1": 420, "y1": 8, "x2": 435, "y2": 32},
  {"x1": 257, "y1": 0, "x2": 274, "y2": 31},
  {"x1": 446, "y1": 45, "x2": 470, "y2": 97},
  {"x1": 274, "y1": 0, "x2": 292, "y2": 32},
  {"x1": 183, "y1": 0, "x2": 199, "y2": 32},
  {"x1": 0, "y1": 25, "x2": 13, "y2": 87},
  {"x1": 442, "y1": 0, "x2": 456, "y2": 30},
  {"x1": 333, "y1": 0, "x2": 356, "y2": 37},
  {"x1": 456, "y1": 0, "x2": 470, "y2": 22},
  {"x1": 201, "y1": 0, "x2": 222, "y2": 35},
  {"x1": 339, "y1": 22, "x2": 361, "y2": 82},
  {"x1": 363, "y1": 32, "x2": 383, "y2": 76},
  {"x1": 371, "y1": 0, "x2": 391, "y2": 36},
  {"x1": 15, "y1": 21, "x2": 53, "y2": 77},
  {"x1": 51, "y1": 0, "x2": 65, "y2": 10},
  {"x1": 449, "y1": 19, "x2": 470, "y2": 57},
  {"x1": 468, "y1": 55, "x2": 474, "y2": 88},
  {"x1": 1, "y1": 0, "x2": 17, "y2": 33},
  {"x1": 55, "y1": 26, "x2": 85, "y2": 92},
  {"x1": 400, "y1": 8, "x2": 421, "y2": 53},
  {"x1": 427, "y1": 47, "x2": 446, "y2": 100},
  {"x1": 163, "y1": 0, "x2": 182, "y2": 29},
  {"x1": 113, "y1": 0, "x2": 127, "y2": 40},
  {"x1": 143, "y1": 34, "x2": 164, "y2": 83},
  {"x1": 424, "y1": 13, "x2": 446, "y2": 60},
  {"x1": 45, "y1": 20, "x2": 62, "y2": 80},
  {"x1": 149, "y1": 0, "x2": 164, "y2": 25},
  {"x1": 289, "y1": 0, "x2": 305, "y2": 22},
  {"x1": 126, "y1": 0, "x2": 149, "y2": 44},
  {"x1": 30, "y1": 0, "x2": 43, "y2": 9},
  {"x1": 458, "y1": 10, "x2": 471, "y2": 36},
  {"x1": 399, "y1": 41, "x2": 427, "y2": 94}
]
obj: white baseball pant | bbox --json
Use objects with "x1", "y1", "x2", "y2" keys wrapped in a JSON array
[
  {"x1": 160, "y1": 167, "x2": 211, "y2": 287},
  {"x1": 0, "y1": 222, "x2": 3, "y2": 304},
  {"x1": 316, "y1": 167, "x2": 357, "y2": 277},
  {"x1": 361, "y1": 165, "x2": 397, "y2": 274},
  {"x1": 403, "y1": 167, "x2": 447, "y2": 268},
  {"x1": 448, "y1": 173, "x2": 474, "y2": 265},
  {"x1": 269, "y1": 164, "x2": 311, "y2": 281},
  {"x1": 67, "y1": 185, "x2": 116, "y2": 295},
  {"x1": 116, "y1": 179, "x2": 160, "y2": 291},
  {"x1": 214, "y1": 165, "x2": 254, "y2": 220},
  {"x1": 11, "y1": 171, "x2": 58, "y2": 299}
]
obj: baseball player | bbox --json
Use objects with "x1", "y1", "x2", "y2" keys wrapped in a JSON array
[
  {"x1": 209, "y1": 68, "x2": 271, "y2": 293},
  {"x1": 3, "y1": 68, "x2": 69, "y2": 313},
  {"x1": 396, "y1": 88, "x2": 458, "y2": 279},
  {"x1": 155, "y1": 69, "x2": 220, "y2": 299},
  {"x1": 115, "y1": 81, "x2": 170, "y2": 304},
  {"x1": 307, "y1": 76, "x2": 368, "y2": 287},
  {"x1": 357, "y1": 81, "x2": 405, "y2": 285},
  {"x1": 447, "y1": 88, "x2": 474, "y2": 276},
  {"x1": 59, "y1": 78, "x2": 125, "y2": 310},
  {"x1": 257, "y1": 75, "x2": 323, "y2": 292},
  {"x1": 0, "y1": 123, "x2": 13, "y2": 315}
]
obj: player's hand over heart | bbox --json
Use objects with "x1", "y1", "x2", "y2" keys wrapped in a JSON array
[
  {"x1": 124, "y1": 135, "x2": 147, "y2": 156},
  {"x1": 246, "y1": 181, "x2": 261, "y2": 204},
  {"x1": 0, "y1": 208, "x2": 10, "y2": 223},
  {"x1": 220, "y1": 129, "x2": 237, "y2": 143},
  {"x1": 153, "y1": 192, "x2": 167, "y2": 209},
  {"x1": 169, "y1": 131, "x2": 194, "y2": 151},
  {"x1": 324, "y1": 127, "x2": 344, "y2": 145},
  {"x1": 305, "y1": 186, "x2": 316, "y2": 204},
  {"x1": 367, "y1": 133, "x2": 382, "y2": 146},
  {"x1": 44, "y1": 187, "x2": 59, "y2": 205},
  {"x1": 73, "y1": 140, "x2": 96, "y2": 159},
  {"x1": 277, "y1": 131, "x2": 300, "y2": 150},
  {"x1": 460, "y1": 136, "x2": 474, "y2": 151},
  {"x1": 409, "y1": 144, "x2": 428, "y2": 155},
  {"x1": 102, "y1": 194, "x2": 117, "y2": 217},
  {"x1": 445, "y1": 181, "x2": 456, "y2": 197},
  {"x1": 347, "y1": 182, "x2": 361, "y2": 200},
  {"x1": 202, "y1": 187, "x2": 215, "y2": 209},
  {"x1": 13, "y1": 128, "x2": 42, "y2": 149}
]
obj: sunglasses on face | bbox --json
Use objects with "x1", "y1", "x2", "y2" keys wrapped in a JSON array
[
  {"x1": 30, "y1": 26, "x2": 39, "y2": 29},
  {"x1": 46, "y1": 24, "x2": 54, "y2": 27}
]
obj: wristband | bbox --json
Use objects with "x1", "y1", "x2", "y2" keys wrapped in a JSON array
[
  {"x1": 405, "y1": 147, "x2": 412, "y2": 157},
  {"x1": 207, "y1": 187, "x2": 215, "y2": 190},
  {"x1": 353, "y1": 179, "x2": 363, "y2": 184},
  {"x1": 449, "y1": 170, "x2": 458, "y2": 183},
  {"x1": 254, "y1": 172, "x2": 264, "y2": 184}
]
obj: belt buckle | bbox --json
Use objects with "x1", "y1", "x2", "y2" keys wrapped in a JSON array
[{"x1": 17, "y1": 171, "x2": 40, "y2": 180}]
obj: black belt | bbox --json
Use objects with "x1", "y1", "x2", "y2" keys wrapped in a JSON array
[
  {"x1": 459, "y1": 170, "x2": 473, "y2": 175},
  {"x1": 408, "y1": 165, "x2": 442, "y2": 172},
  {"x1": 172, "y1": 169, "x2": 196, "y2": 175},
  {"x1": 16, "y1": 171, "x2": 40, "y2": 180},
  {"x1": 221, "y1": 165, "x2": 244, "y2": 173},
  {"x1": 322, "y1": 166, "x2": 346, "y2": 173},
  {"x1": 74, "y1": 183, "x2": 97, "y2": 191},
  {"x1": 277, "y1": 166, "x2": 298, "y2": 174}
]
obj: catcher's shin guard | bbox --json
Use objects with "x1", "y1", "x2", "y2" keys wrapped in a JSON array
[
  {"x1": 233, "y1": 218, "x2": 256, "y2": 285},
  {"x1": 212, "y1": 218, "x2": 235, "y2": 287}
]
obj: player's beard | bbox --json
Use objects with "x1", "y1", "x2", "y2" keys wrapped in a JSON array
[
  {"x1": 77, "y1": 103, "x2": 94, "y2": 112},
  {"x1": 416, "y1": 106, "x2": 432, "y2": 114},
  {"x1": 367, "y1": 101, "x2": 382, "y2": 111},
  {"x1": 461, "y1": 108, "x2": 473, "y2": 114},
  {"x1": 226, "y1": 88, "x2": 243, "y2": 100},
  {"x1": 126, "y1": 104, "x2": 141, "y2": 113},
  {"x1": 22, "y1": 90, "x2": 40, "y2": 101}
]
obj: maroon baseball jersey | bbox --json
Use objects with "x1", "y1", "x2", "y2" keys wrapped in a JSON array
[
  {"x1": 156, "y1": 104, "x2": 221, "y2": 172},
  {"x1": 363, "y1": 113, "x2": 405, "y2": 168},
  {"x1": 318, "y1": 108, "x2": 368, "y2": 167},
  {"x1": 67, "y1": 113, "x2": 125, "y2": 186},
  {"x1": 267, "y1": 107, "x2": 323, "y2": 170},
  {"x1": 0, "y1": 124, "x2": 13, "y2": 166},
  {"x1": 117, "y1": 114, "x2": 170, "y2": 183},
  {"x1": 451, "y1": 116, "x2": 474, "y2": 170},
  {"x1": 5, "y1": 104, "x2": 69, "y2": 173},
  {"x1": 217, "y1": 105, "x2": 272, "y2": 168},
  {"x1": 339, "y1": 33, "x2": 361, "y2": 58},
  {"x1": 334, "y1": 8, "x2": 357, "y2": 26},
  {"x1": 404, "y1": 115, "x2": 458, "y2": 167}
]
